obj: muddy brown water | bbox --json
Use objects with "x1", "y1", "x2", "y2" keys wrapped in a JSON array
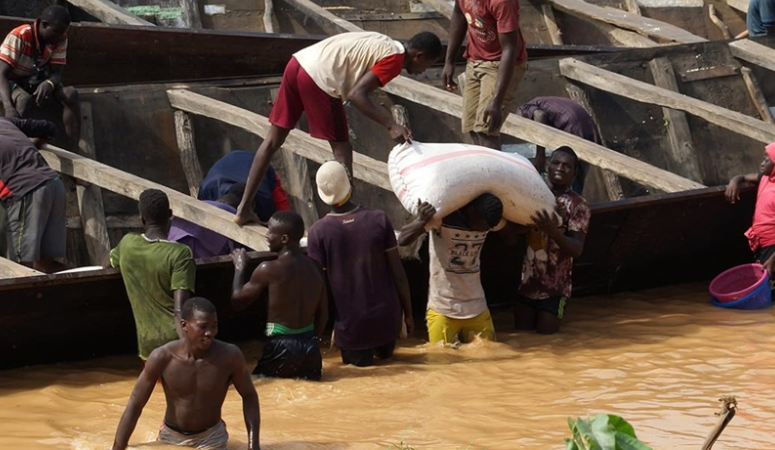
[{"x1": 0, "y1": 283, "x2": 772, "y2": 449}]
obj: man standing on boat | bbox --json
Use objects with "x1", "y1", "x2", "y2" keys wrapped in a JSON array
[
  {"x1": 111, "y1": 297, "x2": 260, "y2": 450},
  {"x1": 726, "y1": 142, "x2": 775, "y2": 274},
  {"x1": 111, "y1": 189, "x2": 196, "y2": 362},
  {"x1": 518, "y1": 96, "x2": 603, "y2": 193},
  {"x1": 516, "y1": 146, "x2": 590, "y2": 335},
  {"x1": 442, "y1": 0, "x2": 527, "y2": 150},
  {"x1": 231, "y1": 211, "x2": 328, "y2": 380},
  {"x1": 0, "y1": 117, "x2": 66, "y2": 273},
  {"x1": 398, "y1": 194, "x2": 505, "y2": 345},
  {"x1": 234, "y1": 31, "x2": 443, "y2": 226},
  {"x1": 0, "y1": 5, "x2": 80, "y2": 151},
  {"x1": 735, "y1": 0, "x2": 775, "y2": 38},
  {"x1": 307, "y1": 162, "x2": 413, "y2": 366}
]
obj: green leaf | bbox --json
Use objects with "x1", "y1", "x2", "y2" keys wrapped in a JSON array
[
  {"x1": 589, "y1": 415, "x2": 616, "y2": 450},
  {"x1": 614, "y1": 433, "x2": 653, "y2": 450},
  {"x1": 575, "y1": 418, "x2": 602, "y2": 450},
  {"x1": 565, "y1": 438, "x2": 580, "y2": 450},
  {"x1": 605, "y1": 415, "x2": 637, "y2": 438}
]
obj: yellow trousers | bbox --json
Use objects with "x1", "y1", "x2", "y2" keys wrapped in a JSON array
[{"x1": 426, "y1": 308, "x2": 497, "y2": 344}]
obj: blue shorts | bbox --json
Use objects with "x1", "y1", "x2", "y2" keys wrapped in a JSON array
[{"x1": 517, "y1": 295, "x2": 568, "y2": 319}]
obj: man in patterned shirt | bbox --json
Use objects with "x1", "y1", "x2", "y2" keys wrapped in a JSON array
[
  {"x1": 516, "y1": 146, "x2": 590, "y2": 335},
  {"x1": 0, "y1": 5, "x2": 80, "y2": 149}
]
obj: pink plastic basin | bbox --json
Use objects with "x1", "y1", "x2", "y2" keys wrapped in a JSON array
[{"x1": 709, "y1": 263, "x2": 769, "y2": 303}]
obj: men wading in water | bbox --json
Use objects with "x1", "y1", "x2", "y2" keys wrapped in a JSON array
[
  {"x1": 307, "y1": 162, "x2": 413, "y2": 367},
  {"x1": 232, "y1": 211, "x2": 328, "y2": 380},
  {"x1": 515, "y1": 146, "x2": 590, "y2": 334},
  {"x1": 234, "y1": 31, "x2": 442, "y2": 226},
  {"x1": 111, "y1": 297, "x2": 260, "y2": 450},
  {"x1": 399, "y1": 194, "x2": 504, "y2": 345}
]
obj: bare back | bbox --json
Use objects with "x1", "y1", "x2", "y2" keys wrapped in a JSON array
[{"x1": 263, "y1": 253, "x2": 325, "y2": 330}]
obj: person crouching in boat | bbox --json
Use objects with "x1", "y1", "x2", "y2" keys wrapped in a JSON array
[
  {"x1": 111, "y1": 297, "x2": 260, "y2": 450},
  {"x1": 515, "y1": 146, "x2": 590, "y2": 335},
  {"x1": 231, "y1": 211, "x2": 328, "y2": 380},
  {"x1": 110, "y1": 189, "x2": 196, "y2": 363},
  {"x1": 399, "y1": 194, "x2": 505, "y2": 345},
  {"x1": 726, "y1": 142, "x2": 775, "y2": 274}
]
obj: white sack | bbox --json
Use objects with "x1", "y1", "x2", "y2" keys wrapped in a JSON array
[{"x1": 388, "y1": 141, "x2": 556, "y2": 229}]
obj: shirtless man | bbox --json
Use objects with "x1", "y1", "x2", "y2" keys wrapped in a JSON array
[
  {"x1": 232, "y1": 211, "x2": 328, "y2": 380},
  {"x1": 111, "y1": 297, "x2": 260, "y2": 450}
]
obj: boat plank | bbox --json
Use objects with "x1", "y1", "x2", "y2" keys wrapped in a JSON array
[
  {"x1": 66, "y1": 0, "x2": 154, "y2": 26},
  {"x1": 174, "y1": 111, "x2": 205, "y2": 197},
  {"x1": 417, "y1": 0, "x2": 453, "y2": 18},
  {"x1": 559, "y1": 57, "x2": 775, "y2": 144},
  {"x1": 0, "y1": 257, "x2": 44, "y2": 279},
  {"x1": 166, "y1": 89, "x2": 392, "y2": 191},
  {"x1": 39, "y1": 145, "x2": 271, "y2": 251},
  {"x1": 729, "y1": 39, "x2": 775, "y2": 73},
  {"x1": 281, "y1": 0, "x2": 362, "y2": 32},
  {"x1": 740, "y1": 67, "x2": 775, "y2": 123}
]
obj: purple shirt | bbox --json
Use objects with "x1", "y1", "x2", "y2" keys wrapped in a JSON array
[
  {"x1": 517, "y1": 96, "x2": 602, "y2": 144},
  {"x1": 307, "y1": 207, "x2": 401, "y2": 351},
  {"x1": 167, "y1": 200, "x2": 238, "y2": 259}
]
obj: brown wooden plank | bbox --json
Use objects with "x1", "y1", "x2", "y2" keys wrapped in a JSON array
[
  {"x1": 417, "y1": 0, "x2": 453, "y2": 18},
  {"x1": 679, "y1": 64, "x2": 740, "y2": 82},
  {"x1": 381, "y1": 76, "x2": 706, "y2": 193},
  {"x1": 264, "y1": 0, "x2": 276, "y2": 32},
  {"x1": 281, "y1": 0, "x2": 363, "y2": 32},
  {"x1": 708, "y1": 4, "x2": 732, "y2": 39},
  {"x1": 76, "y1": 102, "x2": 112, "y2": 267},
  {"x1": 740, "y1": 66, "x2": 775, "y2": 124},
  {"x1": 173, "y1": 111, "x2": 205, "y2": 197},
  {"x1": 647, "y1": 58, "x2": 703, "y2": 182},
  {"x1": 66, "y1": 0, "x2": 154, "y2": 25},
  {"x1": 726, "y1": 0, "x2": 750, "y2": 13},
  {"x1": 559, "y1": 57, "x2": 775, "y2": 144},
  {"x1": 166, "y1": 88, "x2": 392, "y2": 191},
  {"x1": 729, "y1": 39, "x2": 775, "y2": 73},
  {"x1": 0, "y1": 257, "x2": 44, "y2": 279},
  {"x1": 40, "y1": 145, "x2": 271, "y2": 252},
  {"x1": 542, "y1": 5, "x2": 564, "y2": 45},
  {"x1": 180, "y1": 0, "x2": 203, "y2": 29},
  {"x1": 548, "y1": 0, "x2": 707, "y2": 43}
]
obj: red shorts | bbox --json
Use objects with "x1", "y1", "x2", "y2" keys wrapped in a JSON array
[{"x1": 269, "y1": 57, "x2": 349, "y2": 142}]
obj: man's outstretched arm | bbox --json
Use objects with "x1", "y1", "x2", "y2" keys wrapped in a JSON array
[
  {"x1": 347, "y1": 72, "x2": 411, "y2": 143},
  {"x1": 231, "y1": 348, "x2": 260, "y2": 450}
]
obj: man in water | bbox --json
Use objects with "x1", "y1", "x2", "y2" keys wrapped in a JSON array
[
  {"x1": 399, "y1": 194, "x2": 504, "y2": 344},
  {"x1": 307, "y1": 162, "x2": 413, "y2": 367},
  {"x1": 0, "y1": 117, "x2": 66, "y2": 273},
  {"x1": 518, "y1": 96, "x2": 602, "y2": 193},
  {"x1": 726, "y1": 142, "x2": 775, "y2": 274},
  {"x1": 516, "y1": 146, "x2": 590, "y2": 334},
  {"x1": 442, "y1": 0, "x2": 527, "y2": 150},
  {"x1": 111, "y1": 297, "x2": 260, "y2": 450},
  {"x1": 111, "y1": 189, "x2": 196, "y2": 361},
  {"x1": 234, "y1": 31, "x2": 442, "y2": 226},
  {"x1": 168, "y1": 184, "x2": 244, "y2": 259},
  {"x1": 231, "y1": 211, "x2": 328, "y2": 380},
  {"x1": 0, "y1": 5, "x2": 80, "y2": 149}
]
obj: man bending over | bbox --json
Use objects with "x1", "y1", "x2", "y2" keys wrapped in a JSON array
[
  {"x1": 111, "y1": 297, "x2": 260, "y2": 450},
  {"x1": 232, "y1": 211, "x2": 328, "y2": 380}
]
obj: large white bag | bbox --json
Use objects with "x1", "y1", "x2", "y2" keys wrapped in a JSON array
[{"x1": 388, "y1": 141, "x2": 556, "y2": 229}]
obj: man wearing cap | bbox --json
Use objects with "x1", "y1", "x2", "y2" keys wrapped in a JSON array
[
  {"x1": 234, "y1": 31, "x2": 444, "y2": 226},
  {"x1": 726, "y1": 142, "x2": 775, "y2": 276},
  {"x1": 307, "y1": 161, "x2": 414, "y2": 367}
]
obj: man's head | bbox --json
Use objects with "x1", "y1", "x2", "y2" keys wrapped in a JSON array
[
  {"x1": 547, "y1": 146, "x2": 579, "y2": 190},
  {"x1": 218, "y1": 183, "x2": 246, "y2": 209},
  {"x1": 316, "y1": 161, "x2": 351, "y2": 207},
  {"x1": 181, "y1": 297, "x2": 218, "y2": 350},
  {"x1": 266, "y1": 211, "x2": 304, "y2": 253},
  {"x1": 762, "y1": 143, "x2": 775, "y2": 177},
  {"x1": 139, "y1": 189, "x2": 172, "y2": 232},
  {"x1": 38, "y1": 6, "x2": 71, "y2": 46},
  {"x1": 405, "y1": 32, "x2": 443, "y2": 75},
  {"x1": 462, "y1": 193, "x2": 503, "y2": 232}
]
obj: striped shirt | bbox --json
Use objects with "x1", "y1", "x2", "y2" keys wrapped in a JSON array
[{"x1": 0, "y1": 22, "x2": 68, "y2": 80}]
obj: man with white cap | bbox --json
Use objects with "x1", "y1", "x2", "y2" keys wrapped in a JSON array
[{"x1": 307, "y1": 161, "x2": 413, "y2": 367}]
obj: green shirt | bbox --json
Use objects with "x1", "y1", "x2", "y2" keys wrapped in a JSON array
[{"x1": 110, "y1": 233, "x2": 196, "y2": 359}]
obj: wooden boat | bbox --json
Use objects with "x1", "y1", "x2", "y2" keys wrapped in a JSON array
[{"x1": 0, "y1": 8, "x2": 773, "y2": 368}]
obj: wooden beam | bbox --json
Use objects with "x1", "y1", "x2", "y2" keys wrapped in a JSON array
[
  {"x1": 709, "y1": 4, "x2": 732, "y2": 39},
  {"x1": 548, "y1": 0, "x2": 707, "y2": 43},
  {"x1": 593, "y1": 21, "x2": 658, "y2": 47},
  {"x1": 173, "y1": 111, "x2": 205, "y2": 197},
  {"x1": 726, "y1": 0, "x2": 749, "y2": 13},
  {"x1": 542, "y1": 5, "x2": 564, "y2": 45},
  {"x1": 281, "y1": 0, "x2": 362, "y2": 32},
  {"x1": 729, "y1": 39, "x2": 775, "y2": 73},
  {"x1": 76, "y1": 102, "x2": 112, "y2": 267},
  {"x1": 166, "y1": 89, "x2": 392, "y2": 191},
  {"x1": 0, "y1": 257, "x2": 44, "y2": 280},
  {"x1": 559, "y1": 58, "x2": 775, "y2": 144},
  {"x1": 39, "y1": 146, "x2": 271, "y2": 252},
  {"x1": 564, "y1": 83, "x2": 624, "y2": 200},
  {"x1": 263, "y1": 0, "x2": 276, "y2": 33},
  {"x1": 622, "y1": 0, "x2": 641, "y2": 16},
  {"x1": 269, "y1": 88, "x2": 320, "y2": 229},
  {"x1": 740, "y1": 67, "x2": 775, "y2": 124},
  {"x1": 417, "y1": 0, "x2": 453, "y2": 18},
  {"x1": 180, "y1": 0, "x2": 203, "y2": 29},
  {"x1": 381, "y1": 76, "x2": 705, "y2": 192},
  {"x1": 647, "y1": 58, "x2": 704, "y2": 182},
  {"x1": 67, "y1": 0, "x2": 154, "y2": 26}
]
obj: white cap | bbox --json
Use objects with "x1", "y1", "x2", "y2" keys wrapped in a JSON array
[{"x1": 316, "y1": 161, "x2": 351, "y2": 206}]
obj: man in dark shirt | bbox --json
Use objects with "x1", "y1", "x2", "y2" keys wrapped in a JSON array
[
  {"x1": 307, "y1": 162, "x2": 413, "y2": 366},
  {"x1": 518, "y1": 96, "x2": 602, "y2": 194},
  {"x1": 0, "y1": 116, "x2": 65, "y2": 273}
]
